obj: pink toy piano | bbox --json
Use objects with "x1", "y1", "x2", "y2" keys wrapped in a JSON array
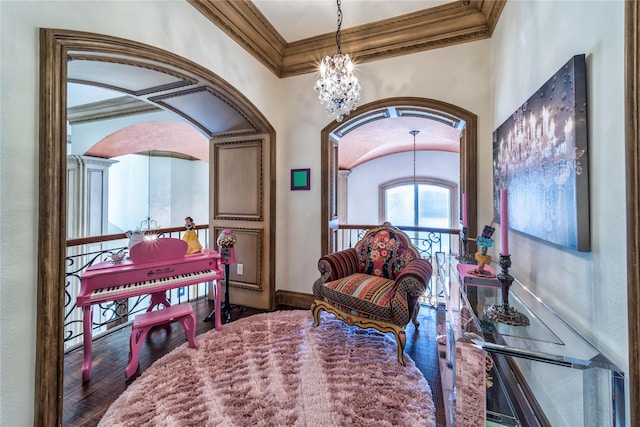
[{"x1": 77, "y1": 237, "x2": 223, "y2": 382}]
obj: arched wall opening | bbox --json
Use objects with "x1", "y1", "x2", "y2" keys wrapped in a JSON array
[
  {"x1": 320, "y1": 97, "x2": 478, "y2": 255},
  {"x1": 37, "y1": 28, "x2": 275, "y2": 425}
]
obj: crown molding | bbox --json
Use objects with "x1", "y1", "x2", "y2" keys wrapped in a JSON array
[
  {"x1": 189, "y1": 0, "x2": 506, "y2": 78},
  {"x1": 188, "y1": 0, "x2": 286, "y2": 75}
]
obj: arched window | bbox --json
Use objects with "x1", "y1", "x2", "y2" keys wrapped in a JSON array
[{"x1": 380, "y1": 177, "x2": 457, "y2": 254}]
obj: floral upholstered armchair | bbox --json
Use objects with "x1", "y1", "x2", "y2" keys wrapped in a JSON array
[{"x1": 312, "y1": 224, "x2": 433, "y2": 365}]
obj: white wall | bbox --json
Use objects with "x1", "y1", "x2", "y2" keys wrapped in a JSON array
[
  {"x1": 491, "y1": 0, "x2": 627, "y2": 424},
  {"x1": 347, "y1": 151, "x2": 460, "y2": 224},
  {"x1": 108, "y1": 155, "x2": 209, "y2": 234},
  {"x1": 108, "y1": 154, "x2": 150, "y2": 232}
]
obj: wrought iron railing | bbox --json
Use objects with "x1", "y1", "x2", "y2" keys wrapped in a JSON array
[
  {"x1": 64, "y1": 225, "x2": 211, "y2": 352},
  {"x1": 65, "y1": 224, "x2": 460, "y2": 351},
  {"x1": 336, "y1": 224, "x2": 460, "y2": 259}
]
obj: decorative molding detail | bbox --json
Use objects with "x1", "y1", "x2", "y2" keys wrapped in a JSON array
[
  {"x1": 67, "y1": 96, "x2": 160, "y2": 124},
  {"x1": 189, "y1": 0, "x2": 506, "y2": 78},
  {"x1": 210, "y1": 128, "x2": 260, "y2": 139},
  {"x1": 136, "y1": 150, "x2": 199, "y2": 161},
  {"x1": 626, "y1": 1, "x2": 640, "y2": 425},
  {"x1": 332, "y1": 109, "x2": 392, "y2": 138},
  {"x1": 187, "y1": 0, "x2": 285, "y2": 76},
  {"x1": 68, "y1": 54, "x2": 198, "y2": 92},
  {"x1": 214, "y1": 226, "x2": 264, "y2": 292},
  {"x1": 68, "y1": 78, "x2": 139, "y2": 97},
  {"x1": 331, "y1": 104, "x2": 466, "y2": 139},
  {"x1": 65, "y1": 37, "x2": 276, "y2": 137},
  {"x1": 67, "y1": 154, "x2": 119, "y2": 169},
  {"x1": 213, "y1": 139, "x2": 264, "y2": 221},
  {"x1": 149, "y1": 86, "x2": 259, "y2": 136},
  {"x1": 396, "y1": 107, "x2": 466, "y2": 130}
]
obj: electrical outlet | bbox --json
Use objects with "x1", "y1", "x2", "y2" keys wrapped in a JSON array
[{"x1": 237, "y1": 264, "x2": 244, "y2": 275}]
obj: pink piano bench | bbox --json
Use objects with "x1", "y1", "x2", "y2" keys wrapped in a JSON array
[{"x1": 126, "y1": 302, "x2": 199, "y2": 379}]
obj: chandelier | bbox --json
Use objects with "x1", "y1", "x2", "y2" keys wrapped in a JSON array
[{"x1": 314, "y1": 0, "x2": 361, "y2": 122}]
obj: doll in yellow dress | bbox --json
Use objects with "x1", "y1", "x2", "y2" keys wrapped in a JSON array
[{"x1": 182, "y1": 216, "x2": 203, "y2": 254}]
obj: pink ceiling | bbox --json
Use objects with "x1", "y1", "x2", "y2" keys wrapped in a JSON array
[
  {"x1": 84, "y1": 121, "x2": 209, "y2": 161},
  {"x1": 338, "y1": 116, "x2": 461, "y2": 170},
  {"x1": 81, "y1": 115, "x2": 459, "y2": 170}
]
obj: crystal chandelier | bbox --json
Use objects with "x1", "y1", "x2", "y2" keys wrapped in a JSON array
[{"x1": 314, "y1": 0, "x2": 361, "y2": 122}]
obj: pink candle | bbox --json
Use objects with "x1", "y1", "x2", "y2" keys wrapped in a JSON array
[
  {"x1": 462, "y1": 192, "x2": 468, "y2": 228},
  {"x1": 500, "y1": 189, "x2": 509, "y2": 255}
]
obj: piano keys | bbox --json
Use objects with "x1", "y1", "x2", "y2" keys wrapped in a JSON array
[
  {"x1": 77, "y1": 237, "x2": 223, "y2": 382},
  {"x1": 78, "y1": 255, "x2": 221, "y2": 306},
  {"x1": 85, "y1": 269, "x2": 218, "y2": 303}
]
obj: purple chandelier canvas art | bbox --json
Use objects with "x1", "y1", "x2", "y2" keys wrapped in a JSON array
[{"x1": 493, "y1": 54, "x2": 590, "y2": 252}]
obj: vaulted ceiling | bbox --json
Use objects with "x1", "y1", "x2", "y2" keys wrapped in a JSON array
[{"x1": 68, "y1": 0, "x2": 505, "y2": 167}]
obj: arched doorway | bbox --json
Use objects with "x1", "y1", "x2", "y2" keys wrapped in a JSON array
[
  {"x1": 320, "y1": 97, "x2": 478, "y2": 255},
  {"x1": 37, "y1": 29, "x2": 276, "y2": 425}
]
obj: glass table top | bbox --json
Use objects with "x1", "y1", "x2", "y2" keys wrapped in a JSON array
[
  {"x1": 470, "y1": 284, "x2": 564, "y2": 345},
  {"x1": 448, "y1": 258, "x2": 621, "y2": 371},
  {"x1": 443, "y1": 255, "x2": 626, "y2": 427}
]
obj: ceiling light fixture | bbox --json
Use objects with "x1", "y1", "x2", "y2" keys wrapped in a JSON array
[
  {"x1": 314, "y1": 0, "x2": 361, "y2": 122},
  {"x1": 410, "y1": 130, "x2": 419, "y2": 185},
  {"x1": 140, "y1": 150, "x2": 158, "y2": 230}
]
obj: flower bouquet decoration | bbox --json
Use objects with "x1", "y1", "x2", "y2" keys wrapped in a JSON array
[{"x1": 217, "y1": 229, "x2": 237, "y2": 260}]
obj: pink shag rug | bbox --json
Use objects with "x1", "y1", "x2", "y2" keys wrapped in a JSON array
[{"x1": 99, "y1": 310, "x2": 436, "y2": 426}]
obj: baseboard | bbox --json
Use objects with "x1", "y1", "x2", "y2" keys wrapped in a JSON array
[{"x1": 275, "y1": 290, "x2": 315, "y2": 310}]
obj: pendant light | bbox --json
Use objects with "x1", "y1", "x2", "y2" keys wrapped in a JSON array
[{"x1": 314, "y1": 0, "x2": 361, "y2": 122}]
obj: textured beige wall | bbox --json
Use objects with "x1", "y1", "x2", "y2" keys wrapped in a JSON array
[{"x1": 491, "y1": 1, "x2": 627, "y2": 424}]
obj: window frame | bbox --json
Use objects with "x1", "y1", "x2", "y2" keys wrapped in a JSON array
[{"x1": 379, "y1": 176, "x2": 458, "y2": 229}]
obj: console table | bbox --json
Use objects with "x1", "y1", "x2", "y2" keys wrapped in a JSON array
[{"x1": 441, "y1": 256, "x2": 625, "y2": 427}]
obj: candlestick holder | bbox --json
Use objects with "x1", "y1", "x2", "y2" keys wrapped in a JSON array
[
  {"x1": 483, "y1": 254, "x2": 529, "y2": 326},
  {"x1": 456, "y1": 227, "x2": 476, "y2": 264}
]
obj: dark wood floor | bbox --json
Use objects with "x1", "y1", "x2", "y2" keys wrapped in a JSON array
[{"x1": 63, "y1": 298, "x2": 445, "y2": 426}]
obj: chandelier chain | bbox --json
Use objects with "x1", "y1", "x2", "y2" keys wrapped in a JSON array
[
  {"x1": 139, "y1": 150, "x2": 158, "y2": 230},
  {"x1": 414, "y1": 134, "x2": 416, "y2": 183},
  {"x1": 336, "y1": 0, "x2": 342, "y2": 54},
  {"x1": 410, "y1": 130, "x2": 419, "y2": 185}
]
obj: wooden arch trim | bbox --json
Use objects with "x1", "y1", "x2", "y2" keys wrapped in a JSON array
[
  {"x1": 37, "y1": 28, "x2": 276, "y2": 426},
  {"x1": 626, "y1": 1, "x2": 640, "y2": 424},
  {"x1": 320, "y1": 97, "x2": 478, "y2": 255}
]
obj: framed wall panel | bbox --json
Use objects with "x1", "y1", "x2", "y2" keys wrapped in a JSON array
[
  {"x1": 213, "y1": 227, "x2": 263, "y2": 292},
  {"x1": 213, "y1": 140, "x2": 263, "y2": 220}
]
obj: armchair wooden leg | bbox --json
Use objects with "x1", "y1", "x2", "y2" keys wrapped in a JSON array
[
  {"x1": 411, "y1": 300, "x2": 421, "y2": 328},
  {"x1": 395, "y1": 330, "x2": 407, "y2": 366},
  {"x1": 311, "y1": 301, "x2": 323, "y2": 327}
]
